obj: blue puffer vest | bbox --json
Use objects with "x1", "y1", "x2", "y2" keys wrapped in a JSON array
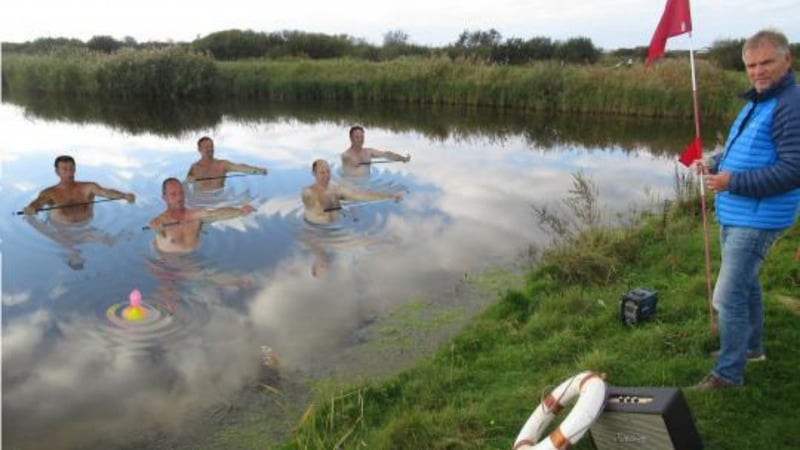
[{"x1": 716, "y1": 72, "x2": 800, "y2": 229}]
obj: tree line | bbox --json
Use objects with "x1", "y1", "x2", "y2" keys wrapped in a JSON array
[
  {"x1": 3, "y1": 29, "x2": 601, "y2": 65},
  {"x1": 4, "y1": 30, "x2": 798, "y2": 70}
]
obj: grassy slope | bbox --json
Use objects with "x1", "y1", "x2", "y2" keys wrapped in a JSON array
[{"x1": 270, "y1": 192, "x2": 799, "y2": 450}]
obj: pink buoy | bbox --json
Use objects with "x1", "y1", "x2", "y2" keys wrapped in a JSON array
[
  {"x1": 123, "y1": 289, "x2": 146, "y2": 321},
  {"x1": 129, "y1": 289, "x2": 142, "y2": 307}
]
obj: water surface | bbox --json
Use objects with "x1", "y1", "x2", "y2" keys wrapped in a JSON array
[{"x1": 0, "y1": 99, "x2": 714, "y2": 448}]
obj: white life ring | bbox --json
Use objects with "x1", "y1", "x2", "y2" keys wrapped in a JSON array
[{"x1": 512, "y1": 371, "x2": 607, "y2": 450}]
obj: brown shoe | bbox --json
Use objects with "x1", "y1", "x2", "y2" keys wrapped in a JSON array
[
  {"x1": 694, "y1": 374, "x2": 738, "y2": 391},
  {"x1": 710, "y1": 350, "x2": 766, "y2": 362}
]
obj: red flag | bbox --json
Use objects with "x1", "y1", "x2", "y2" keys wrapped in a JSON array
[
  {"x1": 647, "y1": 0, "x2": 693, "y2": 66},
  {"x1": 678, "y1": 137, "x2": 702, "y2": 167}
]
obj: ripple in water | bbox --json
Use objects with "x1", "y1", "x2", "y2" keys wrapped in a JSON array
[
  {"x1": 288, "y1": 203, "x2": 399, "y2": 256},
  {"x1": 55, "y1": 253, "x2": 217, "y2": 354},
  {"x1": 284, "y1": 166, "x2": 407, "y2": 252},
  {"x1": 334, "y1": 165, "x2": 409, "y2": 194},
  {"x1": 185, "y1": 182, "x2": 255, "y2": 209},
  {"x1": 81, "y1": 292, "x2": 211, "y2": 353}
]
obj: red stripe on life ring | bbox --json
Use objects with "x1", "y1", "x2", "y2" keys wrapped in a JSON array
[
  {"x1": 549, "y1": 427, "x2": 570, "y2": 449},
  {"x1": 579, "y1": 372, "x2": 604, "y2": 390},
  {"x1": 543, "y1": 394, "x2": 563, "y2": 414}
]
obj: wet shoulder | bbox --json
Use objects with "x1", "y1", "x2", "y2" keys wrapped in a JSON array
[
  {"x1": 219, "y1": 159, "x2": 235, "y2": 171},
  {"x1": 78, "y1": 181, "x2": 101, "y2": 192},
  {"x1": 189, "y1": 208, "x2": 212, "y2": 222},
  {"x1": 39, "y1": 184, "x2": 59, "y2": 198},
  {"x1": 150, "y1": 210, "x2": 171, "y2": 226}
]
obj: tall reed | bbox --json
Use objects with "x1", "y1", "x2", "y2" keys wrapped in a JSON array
[
  {"x1": 3, "y1": 52, "x2": 749, "y2": 119},
  {"x1": 217, "y1": 57, "x2": 746, "y2": 119},
  {"x1": 95, "y1": 47, "x2": 217, "y2": 100},
  {"x1": 2, "y1": 50, "x2": 101, "y2": 96},
  {"x1": 3, "y1": 47, "x2": 217, "y2": 100}
]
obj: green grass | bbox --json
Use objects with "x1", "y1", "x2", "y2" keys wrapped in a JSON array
[
  {"x1": 2, "y1": 48, "x2": 217, "y2": 100},
  {"x1": 3, "y1": 52, "x2": 749, "y2": 119},
  {"x1": 215, "y1": 57, "x2": 745, "y2": 119},
  {"x1": 266, "y1": 187, "x2": 799, "y2": 449}
]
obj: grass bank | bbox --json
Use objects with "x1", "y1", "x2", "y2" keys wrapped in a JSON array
[
  {"x1": 3, "y1": 51, "x2": 748, "y2": 119},
  {"x1": 263, "y1": 176, "x2": 799, "y2": 449}
]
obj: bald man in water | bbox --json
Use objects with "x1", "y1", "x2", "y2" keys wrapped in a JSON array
[
  {"x1": 23, "y1": 155, "x2": 135, "y2": 223},
  {"x1": 148, "y1": 177, "x2": 255, "y2": 253},
  {"x1": 186, "y1": 136, "x2": 268, "y2": 191},
  {"x1": 340, "y1": 126, "x2": 410, "y2": 177},
  {"x1": 302, "y1": 159, "x2": 402, "y2": 224}
]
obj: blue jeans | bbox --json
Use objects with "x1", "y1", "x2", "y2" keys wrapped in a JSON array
[{"x1": 712, "y1": 225, "x2": 782, "y2": 385}]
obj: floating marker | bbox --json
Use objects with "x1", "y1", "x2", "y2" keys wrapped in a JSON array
[
  {"x1": 129, "y1": 289, "x2": 142, "y2": 307},
  {"x1": 122, "y1": 289, "x2": 147, "y2": 321}
]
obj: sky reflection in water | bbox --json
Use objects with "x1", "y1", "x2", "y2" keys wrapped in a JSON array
[{"x1": 1, "y1": 102, "x2": 684, "y2": 448}]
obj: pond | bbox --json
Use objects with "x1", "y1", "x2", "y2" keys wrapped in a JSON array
[{"x1": 0, "y1": 98, "x2": 722, "y2": 449}]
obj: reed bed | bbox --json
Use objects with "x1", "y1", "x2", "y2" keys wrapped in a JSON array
[
  {"x1": 217, "y1": 57, "x2": 746, "y2": 119},
  {"x1": 3, "y1": 48, "x2": 217, "y2": 100},
  {"x1": 2, "y1": 50, "x2": 102, "y2": 96},
  {"x1": 95, "y1": 47, "x2": 217, "y2": 100},
  {"x1": 3, "y1": 52, "x2": 749, "y2": 119}
]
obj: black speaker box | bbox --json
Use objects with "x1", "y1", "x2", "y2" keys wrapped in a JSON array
[
  {"x1": 589, "y1": 386, "x2": 703, "y2": 450},
  {"x1": 620, "y1": 288, "x2": 658, "y2": 325}
]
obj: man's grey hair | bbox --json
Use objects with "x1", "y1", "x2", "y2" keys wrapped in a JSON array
[{"x1": 743, "y1": 29, "x2": 790, "y2": 57}]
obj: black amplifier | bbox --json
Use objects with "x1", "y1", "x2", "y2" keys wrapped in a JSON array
[
  {"x1": 620, "y1": 288, "x2": 658, "y2": 325},
  {"x1": 589, "y1": 386, "x2": 703, "y2": 450}
]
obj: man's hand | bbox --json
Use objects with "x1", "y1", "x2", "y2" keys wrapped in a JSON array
[
  {"x1": 705, "y1": 172, "x2": 731, "y2": 192},
  {"x1": 23, "y1": 205, "x2": 36, "y2": 215},
  {"x1": 403, "y1": 154, "x2": 411, "y2": 163},
  {"x1": 240, "y1": 204, "x2": 256, "y2": 215},
  {"x1": 253, "y1": 167, "x2": 268, "y2": 175},
  {"x1": 690, "y1": 159, "x2": 708, "y2": 175},
  {"x1": 392, "y1": 193, "x2": 404, "y2": 202},
  {"x1": 125, "y1": 193, "x2": 136, "y2": 203}
]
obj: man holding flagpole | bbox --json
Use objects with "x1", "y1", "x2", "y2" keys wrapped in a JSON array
[{"x1": 693, "y1": 29, "x2": 800, "y2": 391}]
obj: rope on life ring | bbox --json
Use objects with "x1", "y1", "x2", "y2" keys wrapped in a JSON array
[{"x1": 512, "y1": 371, "x2": 607, "y2": 450}]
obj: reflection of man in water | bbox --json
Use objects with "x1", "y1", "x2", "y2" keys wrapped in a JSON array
[
  {"x1": 23, "y1": 215, "x2": 117, "y2": 270},
  {"x1": 340, "y1": 126, "x2": 410, "y2": 177},
  {"x1": 146, "y1": 251, "x2": 253, "y2": 314},
  {"x1": 186, "y1": 136, "x2": 268, "y2": 191},
  {"x1": 23, "y1": 155, "x2": 136, "y2": 223},
  {"x1": 148, "y1": 178, "x2": 256, "y2": 253},
  {"x1": 302, "y1": 159, "x2": 402, "y2": 225}
]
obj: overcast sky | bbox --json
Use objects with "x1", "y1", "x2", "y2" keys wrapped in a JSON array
[{"x1": 0, "y1": 0, "x2": 797, "y2": 50}]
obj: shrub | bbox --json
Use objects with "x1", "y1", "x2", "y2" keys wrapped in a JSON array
[{"x1": 95, "y1": 47, "x2": 218, "y2": 100}]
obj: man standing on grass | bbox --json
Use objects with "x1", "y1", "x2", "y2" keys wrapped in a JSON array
[{"x1": 693, "y1": 29, "x2": 800, "y2": 391}]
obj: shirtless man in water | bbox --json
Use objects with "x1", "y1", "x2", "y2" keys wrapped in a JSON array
[
  {"x1": 148, "y1": 177, "x2": 256, "y2": 253},
  {"x1": 302, "y1": 159, "x2": 402, "y2": 224},
  {"x1": 186, "y1": 136, "x2": 268, "y2": 191},
  {"x1": 340, "y1": 126, "x2": 410, "y2": 177},
  {"x1": 23, "y1": 155, "x2": 136, "y2": 223}
]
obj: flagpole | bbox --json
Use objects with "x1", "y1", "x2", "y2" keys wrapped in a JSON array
[{"x1": 687, "y1": 33, "x2": 717, "y2": 336}]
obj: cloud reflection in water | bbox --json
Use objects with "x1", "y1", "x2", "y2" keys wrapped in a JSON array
[{"x1": 2, "y1": 101, "x2": 684, "y2": 448}]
